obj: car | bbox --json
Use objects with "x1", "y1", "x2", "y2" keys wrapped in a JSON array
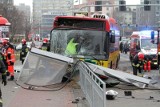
[
  {"x1": 16, "y1": 42, "x2": 32, "y2": 51},
  {"x1": 32, "y1": 41, "x2": 43, "y2": 49}
]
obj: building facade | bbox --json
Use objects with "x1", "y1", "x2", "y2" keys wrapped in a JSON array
[
  {"x1": 15, "y1": 3, "x2": 31, "y2": 22},
  {"x1": 136, "y1": 0, "x2": 160, "y2": 30},
  {"x1": 0, "y1": 0, "x2": 13, "y2": 5},
  {"x1": 32, "y1": 0, "x2": 73, "y2": 37}
]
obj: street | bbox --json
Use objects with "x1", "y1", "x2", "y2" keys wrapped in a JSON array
[{"x1": 106, "y1": 53, "x2": 160, "y2": 107}]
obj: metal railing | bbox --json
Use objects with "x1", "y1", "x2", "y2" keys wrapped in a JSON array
[{"x1": 78, "y1": 61, "x2": 106, "y2": 107}]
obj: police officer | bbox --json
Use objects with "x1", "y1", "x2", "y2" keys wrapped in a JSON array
[
  {"x1": 0, "y1": 52, "x2": 7, "y2": 107},
  {"x1": 20, "y1": 39, "x2": 29, "y2": 64},
  {"x1": 132, "y1": 52, "x2": 146, "y2": 76}
]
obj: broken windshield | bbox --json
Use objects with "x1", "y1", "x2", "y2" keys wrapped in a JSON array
[{"x1": 50, "y1": 29, "x2": 106, "y2": 59}]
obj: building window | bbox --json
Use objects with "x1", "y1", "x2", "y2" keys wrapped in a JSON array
[
  {"x1": 157, "y1": 1, "x2": 159, "y2": 4},
  {"x1": 95, "y1": 1, "x2": 102, "y2": 11},
  {"x1": 156, "y1": 12, "x2": 159, "y2": 16},
  {"x1": 106, "y1": 7, "x2": 109, "y2": 10}
]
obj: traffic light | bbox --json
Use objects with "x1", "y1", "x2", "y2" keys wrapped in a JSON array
[
  {"x1": 119, "y1": 0, "x2": 126, "y2": 11},
  {"x1": 144, "y1": 0, "x2": 151, "y2": 11}
]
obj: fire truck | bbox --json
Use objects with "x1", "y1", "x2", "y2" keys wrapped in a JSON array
[{"x1": 129, "y1": 30, "x2": 158, "y2": 67}]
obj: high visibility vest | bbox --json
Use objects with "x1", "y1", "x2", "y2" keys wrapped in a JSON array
[
  {"x1": 6, "y1": 47, "x2": 15, "y2": 65},
  {"x1": 41, "y1": 46, "x2": 47, "y2": 51},
  {"x1": 20, "y1": 45, "x2": 29, "y2": 60},
  {"x1": 65, "y1": 38, "x2": 78, "y2": 55}
]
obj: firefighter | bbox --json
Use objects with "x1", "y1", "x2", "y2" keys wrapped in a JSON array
[
  {"x1": 132, "y1": 52, "x2": 146, "y2": 76},
  {"x1": 6, "y1": 42, "x2": 15, "y2": 81},
  {"x1": 41, "y1": 38, "x2": 50, "y2": 51},
  {"x1": 1, "y1": 39, "x2": 8, "y2": 67},
  {"x1": 0, "y1": 52, "x2": 7, "y2": 107},
  {"x1": 20, "y1": 39, "x2": 29, "y2": 64},
  {"x1": 0, "y1": 40, "x2": 6, "y2": 64}
]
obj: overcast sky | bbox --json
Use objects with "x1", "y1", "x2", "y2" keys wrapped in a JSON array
[
  {"x1": 126, "y1": 0, "x2": 140, "y2": 4},
  {"x1": 14, "y1": 0, "x2": 32, "y2": 5},
  {"x1": 14, "y1": 0, "x2": 140, "y2": 6}
]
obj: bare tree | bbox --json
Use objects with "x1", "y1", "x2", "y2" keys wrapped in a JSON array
[{"x1": 0, "y1": 3, "x2": 31, "y2": 41}]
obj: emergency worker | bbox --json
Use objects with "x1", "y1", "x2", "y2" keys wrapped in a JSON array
[
  {"x1": 0, "y1": 52, "x2": 7, "y2": 106},
  {"x1": 20, "y1": 39, "x2": 29, "y2": 64},
  {"x1": 6, "y1": 42, "x2": 15, "y2": 81},
  {"x1": 65, "y1": 38, "x2": 79, "y2": 55},
  {"x1": 65, "y1": 36, "x2": 84, "y2": 55},
  {"x1": 1, "y1": 39, "x2": 8, "y2": 67},
  {"x1": 119, "y1": 42, "x2": 123, "y2": 53},
  {"x1": 132, "y1": 52, "x2": 146, "y2": 76},
  {"x1": 41, "y1": 38, "x2": 50, "y2": 51},
  {"x1": 0, "y1": 41, "x2": 6, "y2": 65}
]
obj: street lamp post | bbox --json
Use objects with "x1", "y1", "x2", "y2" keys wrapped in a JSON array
[{"x1": 157, "y1": 28, "x2": 160, "y2": 72}]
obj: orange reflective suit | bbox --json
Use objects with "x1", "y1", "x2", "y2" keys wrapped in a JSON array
[{"x1": 6, "y1": 46, "x2": 15, "y2": 77}]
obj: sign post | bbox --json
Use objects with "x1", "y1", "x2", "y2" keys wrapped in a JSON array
[
  {"x1": 0, "y1": 15, "x2": 10, "y2": 39},
  {"x1": 157, "y1": 27, "x2": 160, "y2": 73}
]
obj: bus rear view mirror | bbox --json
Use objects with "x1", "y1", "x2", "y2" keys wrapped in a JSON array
[{"x1": 110, "y1": 30, "x2": 115, "y2": 43}]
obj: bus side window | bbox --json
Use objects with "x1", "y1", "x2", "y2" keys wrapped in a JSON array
[{"x1": 110, "y1": 30, "x2": 115, "y2": 43}]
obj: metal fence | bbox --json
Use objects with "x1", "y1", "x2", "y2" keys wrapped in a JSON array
[{"x1": 78, "y1": 61, "x2": 106, "y2": 107}]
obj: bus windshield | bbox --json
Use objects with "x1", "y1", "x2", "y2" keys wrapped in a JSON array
[
  {"x1": 141, "y1": 39, "x2": 157, "y2": 49},
  {"x1": 50, "y1": 28, "x2": 107, "y2": 59}
]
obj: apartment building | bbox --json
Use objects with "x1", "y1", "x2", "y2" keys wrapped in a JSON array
[
  {"x1": 0, "y1": 0, "x2": 13, "y2": 4},
  {"x1": 32, "y1": 0, "x2": 73, "y2": 37}
]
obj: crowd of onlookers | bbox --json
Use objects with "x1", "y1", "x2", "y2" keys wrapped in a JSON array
[{"x1": 119, "y1": 40, "x2": 130, "y2": 54}]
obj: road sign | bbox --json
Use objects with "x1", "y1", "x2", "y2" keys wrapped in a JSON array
[
  {"x1": 0, "y1": 26, "x2": 9, "y2": 32},
  {"x1": 74, "y1": 12, "x2": 88, "y2": 16}
]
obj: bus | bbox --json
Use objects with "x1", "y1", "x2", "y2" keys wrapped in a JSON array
[{"x1": 50, "y1": 15, "x2": 120, "y2": 69}]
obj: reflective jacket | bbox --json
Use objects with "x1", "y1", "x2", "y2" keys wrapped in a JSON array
[
  {"x1": 65, "y1": 38, "x2": 78, "y2": 55},
  {"x1": 20, "y1": 44, "x2": 29, "y2": 61},
  {"x1": 0, "y1": 53, "x2": 7, "y2": 74},
  {"x1": 132, "y1": 54, "x2": 150, "y2": 68},
  {"x1": 41, "y1": 43, "x2": 50, "y2": 51},
  {"x1": 6, "y1": 46, "x2": 15, "y2": 66}
]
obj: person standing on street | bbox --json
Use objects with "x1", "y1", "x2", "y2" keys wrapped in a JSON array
[
  {"x1": 119, "y1": 42, "x2": 123, "y2": 53},
  {"x1": 0, "y1": 52, "x2": 7, "y2": 107},
  {"x1": 1, "y1": 39, "x2": 8, "y2": 68},
  {"x1": 20, "y1": 39, "x2": 29, "y2": 64},
  {"x1": 6, "y1": 42, "x2": 15, "y2": 81}
]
